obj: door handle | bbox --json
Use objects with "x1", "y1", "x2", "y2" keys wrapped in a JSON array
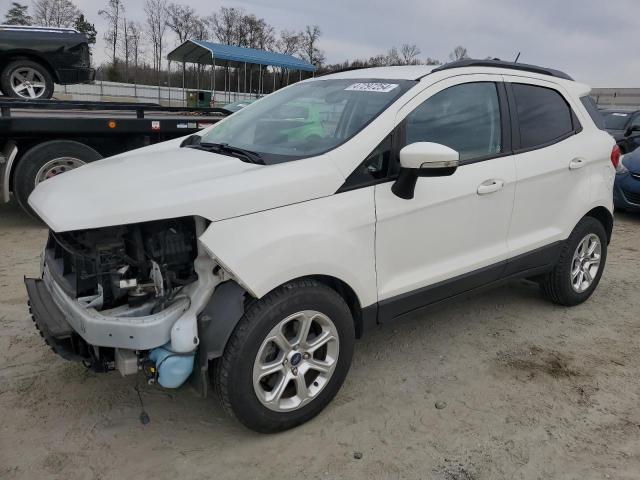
[
  {"x1": 569, "y1": 157, "x2": 586, "y2": 170},
  {"x1": 477, "y1": 179, "x2": 505, "y2": 195}
]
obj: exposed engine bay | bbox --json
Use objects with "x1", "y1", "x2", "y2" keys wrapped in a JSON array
[
  {"x1": 30, "y1": 216, "x2": 223, "y2": 388},
  {"x1": 45, "y1": 216, "x2": 199, "y2": 311}
]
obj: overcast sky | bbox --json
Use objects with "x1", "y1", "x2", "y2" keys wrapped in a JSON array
[{"x1": 8, "y1": 0, "x2": 638, "y2": 87}]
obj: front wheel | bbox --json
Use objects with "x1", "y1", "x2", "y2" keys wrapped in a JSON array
[
  {"x1": 214, "y1": 280, "x2": 355, "y2": 433},
  {"x1": 541, "y1": 216, "x2": 608, "y2": 306}
]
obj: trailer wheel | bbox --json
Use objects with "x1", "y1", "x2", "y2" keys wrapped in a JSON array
[
  {"x1": 13, "y1": 140, "x2": 102, "y2": 219},
  {"x1": 0, "y1": 59, "x2": 54, "y2": 100}
]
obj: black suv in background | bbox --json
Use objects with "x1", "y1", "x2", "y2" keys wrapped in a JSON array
[
  {"x1": 0, "y1": 25, "x2": 94, "y2": 99},
  {"x1": 601, "y1": 109, "x2": 640, "y2": 154}
]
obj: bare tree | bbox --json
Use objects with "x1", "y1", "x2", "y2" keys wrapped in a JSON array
[
  {"x1": 166, "y1": 3, "x2": 198, "y2": 44},
  {"x1": 33, "y1": 0, "x2": 80, "y2": 28},
  {"x1": 99, "y1": 0, "x2": 124, "y2": 66},
  {"x1": 238, "y1": 14, "x2": 274, "y2": 50},
  {"x1": 300, "y1": 25, "x2": 325, "y2": 67},
  {"x1": 275, "y1": 30, "x2": 302, "y2": 56},
  {"x1": 128, "y1": 21, "x2": 142, "y2": 83},
  {"x1": 449, "y1": 45, "x2": 470, "y2": 62},
  {"x1": 144, "y1": 0, "x2": 169, "y2": 80},
  {"x1": 400, "y1": 43, "x2": 421, "y2": 65},
  {"x1": 191, "y1": 16, "x2": 208, "y2": 41},
  {"x1": 274, "y1": 29, "x2": 302, "y2": 86},
  {"x1": 119, "y1": 19, "x2": 132, "y2": 81},
  {"x1": 208, "y1": 6, "x2": 244, "y2": 45}
]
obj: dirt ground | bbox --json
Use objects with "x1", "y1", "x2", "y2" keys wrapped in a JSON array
[{"x1": 1, "y1": 200, "x2": 639, "y2": 480}]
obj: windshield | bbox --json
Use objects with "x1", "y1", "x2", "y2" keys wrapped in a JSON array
[
  {"x1": 601, "y1": 111, "x2": 630, "y2": 130},
  {"x1": 201, "y1": 78, "x2": 415, "y2": 163}
]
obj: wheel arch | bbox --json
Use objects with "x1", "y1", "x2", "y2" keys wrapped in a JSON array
[{"x1": 584, "y1": 206, "x2": 613, "y2": 244}]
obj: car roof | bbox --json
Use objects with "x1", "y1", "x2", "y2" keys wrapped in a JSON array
[{"x1": 314, "y1": 61, "x2": 589, "y2": 97}]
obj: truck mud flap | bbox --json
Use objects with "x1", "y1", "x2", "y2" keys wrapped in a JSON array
[{"x1": 24, "y1": 277, "x2": 88, "y2": 362}]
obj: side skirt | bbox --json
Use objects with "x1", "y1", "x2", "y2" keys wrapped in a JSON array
[{"x1": 375, "y1": 241, "x2": 563, "y2": 324}]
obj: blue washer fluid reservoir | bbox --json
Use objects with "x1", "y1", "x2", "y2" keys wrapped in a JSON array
[{"x1": 149, "y1": 344, "x2": 195, "y2": 388}]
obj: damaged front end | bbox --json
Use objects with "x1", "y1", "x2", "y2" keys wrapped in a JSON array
[{"x1": 25, "y1": 216, "x2": 225, "y2": 389}]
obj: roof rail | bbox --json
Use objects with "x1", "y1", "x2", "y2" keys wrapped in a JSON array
[
  {"x1": 432, "y1": 59, "x2": 573, "y2": 81},
  {"x1": 0, "y1": 25, "x2": 79, "y2": 34}
]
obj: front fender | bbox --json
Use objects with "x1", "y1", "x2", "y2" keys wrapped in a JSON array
[{"x1": 198, "y1": 188, "x2": 378, "y2": 309}]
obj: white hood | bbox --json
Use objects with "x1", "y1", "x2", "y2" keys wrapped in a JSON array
[{"x1": 29, "y1": 143, "x2": 345, "y2": 232}]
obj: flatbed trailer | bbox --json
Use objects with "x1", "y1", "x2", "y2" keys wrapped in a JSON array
[{"x1": 0, "y1": 98, "x2": 229, "y2": 217}]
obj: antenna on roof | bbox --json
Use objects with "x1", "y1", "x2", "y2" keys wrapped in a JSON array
[{"x1": 514, "y1": 52, "x2": 521, "y2": 63}]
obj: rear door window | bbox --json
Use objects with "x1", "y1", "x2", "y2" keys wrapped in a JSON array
[{"x1": 512, "y1": 84, "x2": 575, "y2": 149}]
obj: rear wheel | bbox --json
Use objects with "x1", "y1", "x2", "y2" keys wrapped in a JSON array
[
  {"x1": 214, "y1": 279, "x2": 355, "y2": 433},
  {"x1": 0, "y1": 59, "x2": 54, "y2": 99},
  {"x1": 541, "y1": 217, "x2": 607, "y2": 306},
  {"x1": 13, "y1": 140, "x2": 102, "y2": 219}
]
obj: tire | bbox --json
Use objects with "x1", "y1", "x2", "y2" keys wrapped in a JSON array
[
  {"x1": 13, "y1": 140, "x2": 102, "y2": 219},
  {"x1": 0, "y1": 58, "x2": 54, "y2": 100},
  {"x1": 541, "y1": 216, "x2": 607, "y2": 306},
  {"x1": 214, "y1": 279, "x2": 355, "y2": 433}
]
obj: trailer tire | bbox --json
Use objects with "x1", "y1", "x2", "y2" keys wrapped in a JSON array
[
  {"x1": 1, "y1": 58, "x2": 54, "y2": 100},
  {"x1": 13, "y1": 140, "x2": 102, "y2": 219}
]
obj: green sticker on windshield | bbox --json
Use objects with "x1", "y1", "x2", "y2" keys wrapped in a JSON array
[{"x1": 345, "y1": 83, "x2": 399, "y2": 93}]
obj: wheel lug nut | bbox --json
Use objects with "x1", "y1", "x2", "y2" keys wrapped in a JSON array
[
  {"x1": 292, "y1": 367, "x2": 298, "y2": 375},
  {"x1": 303, "y1": 352, "x2": 310, "y2": 360},
  {"x1": 283, "y1": 359, "x2": 288, "y2": 365}
]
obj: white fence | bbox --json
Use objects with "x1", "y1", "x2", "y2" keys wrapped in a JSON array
[
  {"x1": 592, "y1": 88, "x2": 640, "y2": 109},
  {"x1": 54, "y1": 80, "x2": 256, "y2": 106}
]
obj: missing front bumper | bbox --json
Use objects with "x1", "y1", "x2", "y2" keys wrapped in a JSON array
[{"x1": 25, "y1": 277, "x2": 88, "y2": 361}]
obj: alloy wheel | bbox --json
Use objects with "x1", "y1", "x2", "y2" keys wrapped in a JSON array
[
  {"x1": 252, "y1": 310, "x2": 339, "y2": 412},
  {"x1": 10, "y1": 67, "x2": 47, "y2": 99},
  {"x1": 570, "y1": 233, "x2": 602, "y2": 293}
]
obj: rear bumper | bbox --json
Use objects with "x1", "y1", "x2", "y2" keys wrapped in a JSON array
[{"x1": 56, "y1": 67, "x2": 95, "y2": 85}]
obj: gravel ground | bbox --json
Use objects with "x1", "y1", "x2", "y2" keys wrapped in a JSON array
[{"x1": 1, "y1": 200, "x2": 639, "y2": 480}]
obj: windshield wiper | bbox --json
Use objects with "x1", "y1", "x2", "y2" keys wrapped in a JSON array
[{"x1": 189, "y1": 141, "x2": 265, "y2": 165}]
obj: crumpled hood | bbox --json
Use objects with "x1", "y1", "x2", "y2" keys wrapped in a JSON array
[{"x1": 29, "y1": 142, "x2": 345, "y2": 232}]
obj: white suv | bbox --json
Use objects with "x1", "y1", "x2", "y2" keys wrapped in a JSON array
[{"x1": 26, "y1": 60, "x2": 615, "y2": 432}]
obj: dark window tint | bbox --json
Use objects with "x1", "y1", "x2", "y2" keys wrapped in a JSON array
[
  {"x1": 405, "y1": 82, "x2": 502, "y2": 161},
  {"x1": 512, "y1": 84, "x2": 574, "y2": 148},
  {"x1": 580, "y1": 96, "x2": 605, "y2": 130}
]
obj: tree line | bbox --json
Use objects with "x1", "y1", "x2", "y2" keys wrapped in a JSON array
[{"x1": 3, "y1": 1, "x2": 472, "y2": 91}]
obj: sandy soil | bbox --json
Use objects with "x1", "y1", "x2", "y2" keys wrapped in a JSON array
[{"x1": 1, "y1": 200, "x2": 639, "y2": 480}]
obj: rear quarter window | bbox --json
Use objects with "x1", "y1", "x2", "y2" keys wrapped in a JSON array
[
  {"x1": 580, "y1": 96, "x2": 606, "y2": 130},
  {"x1": 512, "y1": 83, "x2": 576, "y2": 149}
]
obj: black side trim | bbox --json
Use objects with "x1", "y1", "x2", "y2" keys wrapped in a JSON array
[
  {"x1": 376, "y1": 241, "x2": 563, "y2": 324},
  {"x1": 378, "y1": 260, "x2": 507, "y2": 322},
  {"x1": 359, "y1": 303, "x2": 378, "y2": 338}
]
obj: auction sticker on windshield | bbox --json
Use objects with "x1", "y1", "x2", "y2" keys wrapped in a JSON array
[{"x1": 345, "y1": 82, "x2": 399, "y2": 93}]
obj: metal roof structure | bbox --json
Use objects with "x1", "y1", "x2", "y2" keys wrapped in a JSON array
[{"x1": 167, "y1": 40, "x2": 316, "y2": 72}]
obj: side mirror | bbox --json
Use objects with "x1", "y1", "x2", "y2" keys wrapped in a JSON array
[
  {"x1": 624, "y1": 125, "x2": 640, "y2": 137},
  {"x1": 391, "y1": 142, "x2": 459, "y2": 199}
]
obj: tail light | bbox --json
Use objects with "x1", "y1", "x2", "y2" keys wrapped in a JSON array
[{"x1": 611, "y1": 144, "x2": 621, "y2": 169}]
